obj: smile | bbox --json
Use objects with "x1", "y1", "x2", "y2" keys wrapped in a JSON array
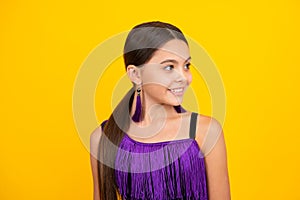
[{"x1": 168, "y1": 87, "x2": 184, "y2": 96}]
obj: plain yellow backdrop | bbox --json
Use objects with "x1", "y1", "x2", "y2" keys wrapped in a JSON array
[{"x1": 1, "y1": 0, "x2": 299, "y2": 199}]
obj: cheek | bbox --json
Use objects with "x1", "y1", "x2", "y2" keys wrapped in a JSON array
[
  {"x1": 143, "y1": 73, "x2": 172, "y2": 88},
  {"x1": 186, "y1": 73, "x2": 192, "y2": 85},
  {"x1": 143, "y1": 84, "x2": 168, "y2": 94}
]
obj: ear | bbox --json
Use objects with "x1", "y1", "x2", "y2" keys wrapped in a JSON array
[{"x1": 126, "y1": 65, "x2": 142, "y2": 85}]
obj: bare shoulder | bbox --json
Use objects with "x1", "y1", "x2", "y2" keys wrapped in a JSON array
[
  {"x1": 90, "y1": 125, "x2": 103, "y2": 159},
  {"x1": 194, "y1": 113, "x2": 223, "y2": 157},
  {"x1": 198, "y1": 114, "x2": 222, "y2": 133},
  {"x1": 193, "y1": 113, "x2": 212, "y2": 142},
  {"x1": 90, "y1": 125, "x2": 103, "y2": 142}
]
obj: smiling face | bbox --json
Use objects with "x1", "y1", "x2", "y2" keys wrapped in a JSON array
[{"x1": 139, "y1": 39, "x2": 192, "y2": 106}]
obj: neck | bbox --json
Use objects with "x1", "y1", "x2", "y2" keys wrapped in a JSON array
[{"x1": 130, "y1": 91, "x2": 180, "y2": 127}]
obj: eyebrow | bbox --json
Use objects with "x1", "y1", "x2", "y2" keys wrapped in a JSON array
[{"x1": 159, "y1": 56, "x2": 191, "y2": 65}]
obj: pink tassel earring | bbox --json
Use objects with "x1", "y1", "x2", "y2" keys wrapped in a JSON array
[
  {"x1": 174, "y1": 105, "x2": 186, "y2": 113},
  {"x1": 132, "y1": 87, "x2": 142, "y2": 122}
]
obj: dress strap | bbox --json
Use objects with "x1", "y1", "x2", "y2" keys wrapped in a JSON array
[{"x1": 189, "y1": 112, "x2": 198, "y2": 139}]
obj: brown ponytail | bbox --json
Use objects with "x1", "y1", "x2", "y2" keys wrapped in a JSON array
[{"x1": 97, "y1": 21, "x2": 188, "y2": 199}]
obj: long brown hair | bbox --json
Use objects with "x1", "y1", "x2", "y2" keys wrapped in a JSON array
[{"x1": 98, "y1": 21, "x2": 189, "y2": 200}]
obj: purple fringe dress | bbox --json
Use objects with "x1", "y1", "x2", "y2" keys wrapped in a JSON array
[{"x1": 100, "y1": 112, "x2": 208, "y2": 200}]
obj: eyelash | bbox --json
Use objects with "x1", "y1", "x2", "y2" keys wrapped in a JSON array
[
  {"x1": 164, "y1": 65, "x2": 174, "y2": 71},
  {"x1": 184, "y1": 63, "x2": 191, "y2": 70},
  {"x1": 164, "y1": 63, "x2": 191, "y2": 71}
]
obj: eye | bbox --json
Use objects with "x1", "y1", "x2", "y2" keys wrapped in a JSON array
[
  {"x1": 184, "y1": 63, "x2": 191, "y2": 70},
  {"x1": 164, "y1": 65, "x2": 174, "y2": 71}
]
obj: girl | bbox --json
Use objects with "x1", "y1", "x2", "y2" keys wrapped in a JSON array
[{"x1": 90, "y1": 21, "x2": 230, "y2": 200}]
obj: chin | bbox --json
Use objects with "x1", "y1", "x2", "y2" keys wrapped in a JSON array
[
  {"x1": 159, "y1": 93, "x2": 184, "y2": 106},
  {"x1": 167, "y1": 99, "x2": 183, "y2": 106}
]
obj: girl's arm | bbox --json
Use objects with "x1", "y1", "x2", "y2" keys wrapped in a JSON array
[
  {"x1": 90, "y1": 126, "x2": 102, "y2": 200},
  {"x1": 203, "y1": 117, "x2": 231, "y2": 199}
]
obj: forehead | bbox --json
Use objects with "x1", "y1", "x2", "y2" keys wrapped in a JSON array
[{"x1": 147, "y1": 39, "x2": 190, "y2": 63}]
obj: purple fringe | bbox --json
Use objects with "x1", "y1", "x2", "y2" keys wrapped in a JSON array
[{"x1": 115, "y1": 135, "x2": 208, "y2": 199}]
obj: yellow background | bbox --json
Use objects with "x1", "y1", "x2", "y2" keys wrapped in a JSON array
[{"x1": 1, "y1": 0, "x2": 299, "y2": 199}]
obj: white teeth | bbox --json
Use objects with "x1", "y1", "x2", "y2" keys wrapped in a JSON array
[{"x1": 170, "y1": 88, "x2": 183, "y2": 93}]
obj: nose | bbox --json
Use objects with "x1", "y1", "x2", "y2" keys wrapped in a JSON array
[{"x1": 175, "y1": 68, "x2": 187, "y2": 83}]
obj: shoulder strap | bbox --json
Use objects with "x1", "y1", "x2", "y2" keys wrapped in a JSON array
[{"x1": 189, "y1": 112, "x2": 198, "y2": 139}]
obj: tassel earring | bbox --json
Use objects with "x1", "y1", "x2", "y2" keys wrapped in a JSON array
[
  {"x1": 174, "y1": 105, "x2": 186, "y2": 113},
  {"x1": 132, "y1": 87, "x2": 142, "y2": 122}
]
